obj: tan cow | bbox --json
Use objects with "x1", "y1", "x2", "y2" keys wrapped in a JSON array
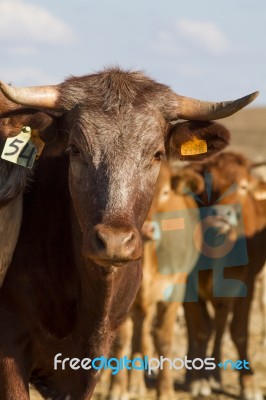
[
  {"x1": 181, "y1": 152, "x2": 266, "y2": 400},
  {"x1": 251, "y1": 172, "x2": 266, "y2": 347}
]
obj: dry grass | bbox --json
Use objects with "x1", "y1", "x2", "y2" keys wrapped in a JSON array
[{"x1": 221, "y1": 107, "x2": 266, "y2": 160}]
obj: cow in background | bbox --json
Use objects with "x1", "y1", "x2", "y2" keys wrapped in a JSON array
[
  {"x1": 181, "y1": 152, "x2": 266, "y2": 400},
  {"x1": 0, "y1": 69, "x2": 257, "y2": 400},
  {"x1": 250, "y1": 166, "x2": 266, "y2": 347},
  {"x1": 105, "y1": 161, "x2": 201, "y2": 400},
  {"x1": 0, "y1": 93, "x2": 54, "y2": 287}
]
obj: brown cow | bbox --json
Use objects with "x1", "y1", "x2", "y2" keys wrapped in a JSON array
[
  {"x1": 0, "y1": 94, "x2": 51, "y2": 287},
  {"x1": 106, "y1": 162, "x2": 202, "y2": 400},
  {"x1": 0, "y1": 96, "x2": 25, "y2": 287},
  {"x1": 0, "y1": 163, "x2": 23, "y2": 287},
  {"x1": 0, "y1": 69, "x2": 257, "y2": 400},
  {"x1": 182, "y1": 152, "x2": 266, "y2": 400}
]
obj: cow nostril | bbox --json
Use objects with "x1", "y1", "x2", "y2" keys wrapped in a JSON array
[
  {"x1": 122, "y1": 231, "x2": 135, "y2": 246},
  {"x1": 95, "y1": 232, "x2": 107, "y2": 251}
]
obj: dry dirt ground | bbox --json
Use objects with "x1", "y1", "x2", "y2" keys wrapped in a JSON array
[{"x1": 29, "y1": 106, "x2": 266, "y2": 400}]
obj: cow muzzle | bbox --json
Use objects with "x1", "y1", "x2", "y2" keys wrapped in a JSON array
[
  {"x1": 141, "y1": 220, "x2": 156, "y2": 241},
  {"x1": 83, "y1": 224, "x2": 143, "y2": 267}
]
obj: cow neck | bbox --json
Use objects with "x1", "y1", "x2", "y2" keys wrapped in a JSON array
[{"x1": 241, "y1": 194, "x2": 266, "y2": 237}]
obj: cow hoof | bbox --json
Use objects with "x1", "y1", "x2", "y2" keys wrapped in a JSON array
[
  {"x1": 129, "y1": 383, "x2": 146, "y2": 396},
  {"x1": 129, "y1": 370, "x2": 146, "y2": 396},
  {"x1": 158, "y1": 390, "x2": 176, "y2": 400},
  {"x1": 241, "y1": 375, "x2": 264, "y2": 400},
  {"x1": 190, "y1": 379, "x2": 212, "y2": 397},
  {"x1": 241, "y1": 388, "x2": 264, "y2": 400},
  {"x1": 107, "y1": 383, "x2": 129, "y2": 400},
  {"x1": 107, "y1": 393, "x2": 129, "y2": 400},
  {"x1": 209, "y1": 376, "x2": 223, "y2": 391}
]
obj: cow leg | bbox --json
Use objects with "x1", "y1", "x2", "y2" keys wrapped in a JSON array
[
  {"x1": 184, "y1": 298, "x2": 212, "y2": 397},
  {"x1": 153, "y1": 301, "x2": 179, "y2": 400},
  {"x1": 128, "y1": 304, "x2": 153, "y2": 397},
  {"x1": 141, "y1": 304, "x2": 155, "y2": 360},
  {"x1": 97, "y1": 361, "x2": 112, "y2": 398},
  {"x1": 107, "y1": 317, "x2": 133, "y2": 400},
  {"x1": 0, "y1": 353, "x2": 30, "y2": 400},
  {"x1": 210, "y1": 299, "x2": 231, "y2": 389},
  {"x1": 261, "y1": 267, "x2": 266, "y2": 346},
  {"x1": 230, "y1": 286, "x2": 263, "y2": 400}
]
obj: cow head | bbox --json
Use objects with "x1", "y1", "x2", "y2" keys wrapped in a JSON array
[
  {"x1": 186, "y1": 152, "x2": 260, "y2": 204},
  {"x1": 0, "y1": 68, "x2": 258, "y2": 267},
  {"x1": 248, "y1": 161, "x2": 266, "y2": 201},
  {"x1": 179, "y1": 152, "x2": 266, "y2": 238}
]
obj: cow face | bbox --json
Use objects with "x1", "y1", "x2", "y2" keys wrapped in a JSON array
[
  {"x1": 58, "y1": 79, "x2": 233, "y2": 266},
  {"x1": 181, "y1": 152, "x2": 265, "y2": 239},
  {"x1": 0, "y1": 68, "x2": 258, "y2": 267},
  {"x1": 66, "y1": 107, "x2": 167, "y2": 265},
  {"x1": 193, "y1": 152, "x2": 256, "y2": 205}
]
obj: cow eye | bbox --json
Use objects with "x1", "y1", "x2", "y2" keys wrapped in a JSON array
[
  {"x1": 69, "y1": 144, "x2": 80, "y2": 155},
  {"x1": 162, "y1": 188, "x2": 170, "y2": 196},
  {"x1": 154, "y1": 151, "x2": 164, "y2": 161}
]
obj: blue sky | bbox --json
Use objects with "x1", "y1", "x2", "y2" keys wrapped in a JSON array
[{"x1": 0, "y1": 0, "x2": 266, "y2": 105}]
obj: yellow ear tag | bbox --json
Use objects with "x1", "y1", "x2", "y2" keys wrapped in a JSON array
[
  {"x1": 1, "y1": 126, "x2": 37, "y2": 169},
  {"x1": 181, "y1": 137, "x2": 207, "y2": 156}
]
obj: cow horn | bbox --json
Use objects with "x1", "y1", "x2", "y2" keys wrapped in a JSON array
[
  {"x1": 0, "y1": 81, "x2": 59, "y2": 109},
  {"x1": 173, "y1": 91, "x2": 259, "y2": 121}
]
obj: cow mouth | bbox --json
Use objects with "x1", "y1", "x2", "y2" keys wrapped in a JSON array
[
  {"x1": 204, "y1": 216, "x2": 237, "y2": 242},
  {"x1": 214, "y1": 217, "x2": 232, "y2": 234},
  {"x1": 91, "y1": 257, "x2": 141, "y2": 268}
]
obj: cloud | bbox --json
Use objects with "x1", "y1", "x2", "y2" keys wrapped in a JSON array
[
  {"x1": 152, "y1": 19, "x2": 230, "y2": 58},
  {"x1": 0, "y1": 0, "x2": 75, "y2": 45},
  {"x1": 176, "y1": 19, "x2": 230, "y2": 54}
]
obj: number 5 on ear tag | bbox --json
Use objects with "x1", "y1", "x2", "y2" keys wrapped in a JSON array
[{"x1": 1, "y1": 126, "x2": 37, "y2": 169}]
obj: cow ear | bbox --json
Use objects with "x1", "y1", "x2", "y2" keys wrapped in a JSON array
[
  {"x1": 171, "y1": 167, "x2": 205, "y2": 195},
  {"x1": 166, "y1": 121, "x2": 230, "y2": 161},
  {"x1": 0, "y1": 111, "x2": 53, "y2": 137},
  {"x1": 0, "y1": 110, "x2": 66, "y2": 157}
]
